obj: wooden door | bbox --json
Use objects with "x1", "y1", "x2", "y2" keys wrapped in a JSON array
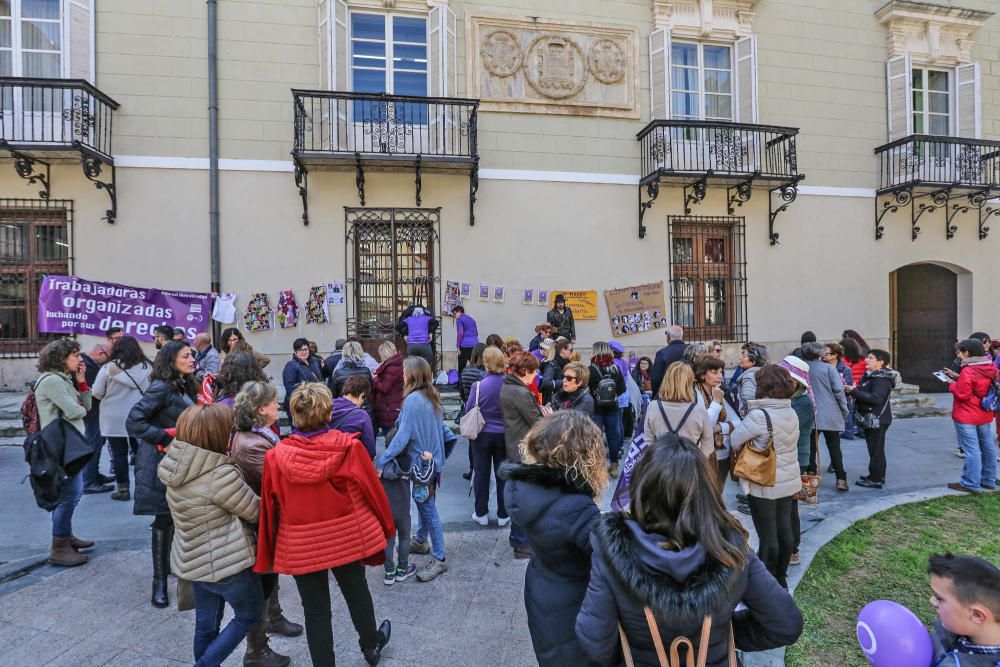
[{"x1": 894, "y1": 264, "x2": 957, "y2": 391}]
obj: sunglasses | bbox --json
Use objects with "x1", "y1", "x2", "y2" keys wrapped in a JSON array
[{"x1": 562, "y1": 374, "x2": 578, "y2": 381}]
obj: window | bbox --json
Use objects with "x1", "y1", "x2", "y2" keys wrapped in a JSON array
[
  {"x1": 667, "y1": 216, "x2": 747, "y2": 343},
  {"x1": 671, "y1": 42, "x2": 733, "y2": 121},
  {"x1": 0, "y1": 0, "x2": 62, "y2": 78},
  {"x1": 912, "y1": 68, "x2": 950, "y2": 135},
  {"x1": 0, "y1": 199, "x2": 70, "y2": 356},
  {"x1": 350, "y1": 13, "x2": 428, "y2": 124}
]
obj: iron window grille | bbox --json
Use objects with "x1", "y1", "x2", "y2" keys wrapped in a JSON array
[
  {"x1": 0, "y1": 197, "x2": 72, "y2": 357},
  {"x1": 666, "y1": 215, "x2": 747, "y2": 343}
]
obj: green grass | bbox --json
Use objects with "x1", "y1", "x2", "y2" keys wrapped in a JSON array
[{"x1": 785, "y1": 493, "x2": 1000, "y2": 666}]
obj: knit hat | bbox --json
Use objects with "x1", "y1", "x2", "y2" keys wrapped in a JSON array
[
  {"x1": 540, "y1": 338, "x2": 554, "y2": 351},
  {"x1": 780, "y1": 356, "x2": 811, "y2": 388},
  {"x1": 608, "y1": 341, "x2": 625, "y2": 354}
]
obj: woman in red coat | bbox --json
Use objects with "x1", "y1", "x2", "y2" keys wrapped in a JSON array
[
  {"x1": 943, "y1": 338, "x2": 998, "y2": 493},
  {"x1": 256, "y1": 382, "x2": 394, "y2": 667},
  {"x1": 372, "y1": 342, "x2": 404, "y2": 434}
]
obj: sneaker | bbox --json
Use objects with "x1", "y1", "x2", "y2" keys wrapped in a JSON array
[
  {"x1": 737, "y1": 502, "x2": 752, "y2": 516},
  {"x1": 790, "y1": 552, "x2": 800, "y2": 566},
  {"x1": 497, "y1": 516, "x2": 510, "y2": 527},
  {"x1": 416, "y1": 558, "x2": 448, "y2": 582},
  {"x1": 956, "y1": 448, "x2": 965, "y2": 458},
  {"x1": 856, "y1": 478, "x2": 883, "y2": 489},
  {"x1": 735, "y1": 493, "x2": 749, "y2": 504},
  {"x1": 472, "y1": 512, "x2": 489, "y2": 527},
  {"x1": 409, "y1": 538, "x2": 430, "y2": 555},
  {"x1": 82, "y1": 482, "x2": 114, "y2": 494},
  {"x1": 836, "y1": 479, "x2": 849, "y2": 492},
  {"x1": 394, "y1": 564, "x2": 417, "y2": 582},
  {"x1": 383, "y1": 570, "x2": 396, "y2": 586}
]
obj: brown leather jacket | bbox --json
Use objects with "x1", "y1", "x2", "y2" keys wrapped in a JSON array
[{"x1": 230, "y1": 429, "x2": 278, "y2": 496}]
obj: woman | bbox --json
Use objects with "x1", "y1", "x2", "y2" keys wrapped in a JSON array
[
  {"x1": 485, "y1": 333, "x2": 505, "y2": 351},
  {"x1": 842, "y1": 329, "x2": 871, "y2": 356},
  {"x1": 219, "y1": 327, "x2": 244, "y2": 362},
  {"x1": 502, "y1": 411, "x2": 609, "y2": 667},
  {"x1": 127, "y1": 340, "x2": 199, "y2": 607},
  {"x1": 396, "y1": 305, "x2": 437, "y2": 369},
  {"x1": 803, "y1": 343, "x2": 849, "y2": 491},
  {"x1": 229, "y1": 339, "x2": 271, "y2": 370},
  {"x1": 375, "y1": 357, "x2": 449, "y2": 583},
  {"x1": 589, "y1": 342, "x2": 627, "y2": 478},
  {"x1": 230, "y1": 382, "x2": 303, "y2": 662},
  {"x1": 458, "y1": 342, "x2": 487, "y2": 479},
  {"x1": 34, "y1": 339, "x2": 96, "y2": 566},
  {"x1": 735, "y1": 342, "x2": 768, "y2": 415},
  {"x1": 694, "y1": 355, "x2": 734, "y2": 486},
  {"x1": 504, "y1": 339, "x2": 524, "y2": 358},
  {"x1": 256, "y1": 382, "x2": 393, "y2": 667},
  {"x1": 839, "y1": 336, "x2": 865, "y2": 440},
  {"x1": 281, "y1": 338, "x2": 323, "y2": 415},
  {"x1": 576, "y1": 435, "x2": 803, "y2": 666},
  {"x1": 331, "y1": 374, "x2": 376, "y2": 458},
  {"x1": 501, "y1": 351, "x2": 549, "y2": 559},
  {"x1": 529, "y1": 323, "x2": 556, "y2": 352},
  {"x1": 213, "y1": 351, "x2": 267, "y2": 407},
  {"x1": 372, "y1": 341, "x2": 404, "y2": 436},
  {"x1": 943, "y1": 339, "x2": 998, "y2": 493},
  {"x1": 540, "y1": 338, "x2": 574, "y2": 400},
  {"x1": 631, "y1": 356, "x2": 653, "y2": 395},
  {"x1": 466, "y1": 346, "x2": 510, "y2": 527},
  {"x1": 729, "y1": 365, "x2": 801, "y2": 588},
  {"x1": 644, "y1": 361, "x2": 714, "y2": 458},
  {"x1": 550, "y1": 361, "x2": 595, "y2": 417},
  {"x1": 157, "y1": 403, "x2": 264, "y2": 667},
  {"x1": 452, "y1": 305, "x2": 479, "y2": 374},
  {"x1": 683, "y1": 342, "x2": 709, "y2": 365},
  {"x1": 92, "y1": 335, "x2": 152, "y2": 501},
  {"x1": 331, "y1": 341, "x2": 373, "y2": 398},
  {"x1": 847, "y1": 349, "x2": 896, "y2": 490}
]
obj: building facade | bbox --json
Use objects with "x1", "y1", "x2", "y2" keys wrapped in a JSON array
[{"x1": 1, "y1": 0, "x2": 998, "y2": 390}]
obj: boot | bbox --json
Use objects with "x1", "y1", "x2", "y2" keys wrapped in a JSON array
[
  {"x1": 49, "y1": 537, "x2": 88, "y2": 567},
  {"x1": 243, "y1": 621, "x2": 290, "y2": 667},
  {"x1": 110, "y1": 483, "x2": 130, "y2": 501},
  {"x1": 261, "y1": 584, "x2": 303, "y2": 637},
  {"x1": 68, "y1": 534, "x2": 95, "y2": 550},
  {"x1": 363, "y1": 619, "x2": 391, "y2": 666},
  {"x1": 151, "y1": 526, "x2": 171, "y2": 608}
]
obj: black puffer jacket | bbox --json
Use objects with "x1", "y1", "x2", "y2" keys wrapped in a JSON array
[
  {"x1": 501, "y1": 462, "x2": 602, "y2": 667},
  {"x1": 576, "y1": 513, "x2": 803, "y2": 667},
  {"x1": 539, "y1": 355, "x2": 569, "y2": 397},
  {"x1": 126, "y1": 378, "x2": 197, "y2": 516},
  {"x1": 851, "y1": 368, "x2": 896, "y2": 427},
  {"x1": 331, "y1": 360, "x2": 373, "y2": 398}
]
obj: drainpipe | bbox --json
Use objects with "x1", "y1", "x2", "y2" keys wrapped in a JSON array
[{"x1": 207, "y1": 0, "x2": 221, "y2": 336}]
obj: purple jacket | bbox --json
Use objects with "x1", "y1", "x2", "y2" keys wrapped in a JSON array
[
  {"x1": 404, "y1": 315, "x2": 432, "y2": 344},
  {"x1": 456, "y1": 313, "x2": 479, "y2": 349},
  {"x1": 330, "y1": 397, "x2": 376, "y2": 459},
  {"x1": 464, "y1": 372, "x2": 505, "y2": 434}
]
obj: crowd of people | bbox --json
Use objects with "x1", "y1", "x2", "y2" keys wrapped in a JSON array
[{"x1": 21, "y1": 301, "x2": 1000, "y2": 667}]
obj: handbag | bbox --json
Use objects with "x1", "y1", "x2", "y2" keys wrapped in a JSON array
[
  {"x1": 855, "y1": 383, "x2": 891, "y2": 430},
  {"x1": 619, "y1": 607, "x2": 737, "y2": 667},
  {"x1": 793, "y1": 431, "x2": 822, "y2": 504},
  {"x1": 733, "y1": 409, "x2": 777, "y2": 487},
  {"x1": 459, "y1": 381, "x2": 486, "y2": 439}
]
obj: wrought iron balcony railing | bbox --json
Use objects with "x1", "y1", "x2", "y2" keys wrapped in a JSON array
[
  {"x1": 875, "y1": 134, "x2": 1000, "y2": 193},
  {"x1": 291, "y1": 90, "x2": 480, "y2": 226}
]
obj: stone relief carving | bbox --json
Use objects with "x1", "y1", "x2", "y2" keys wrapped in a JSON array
[
  {"x1": 524, "y1": 35, "x2": 588, "y2": 99},
  {"x1": 481, "y1": 30, "x2": 522, "y2": 78},
  {"x1": 588, "y1": 38, "x2": 626, "y2": 85}
]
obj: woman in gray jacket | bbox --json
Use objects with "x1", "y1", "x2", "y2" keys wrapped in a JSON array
[{"x1": 802, "y1": 342, "x2": 849, "y2": 490}]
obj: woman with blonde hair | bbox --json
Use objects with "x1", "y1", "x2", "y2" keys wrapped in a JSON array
[
  {"x1": 502, "y1": 411, "x2": 609, "y2": 666},
  {"x1": 644, "y1": 361, "x2": 714, "y2": 457},
  {"x1": 331, "y1": 341, "x2": 373, "y2": 398},
  {"x1": 373, "y1": 340, "x2": 404, "y2": 436}
]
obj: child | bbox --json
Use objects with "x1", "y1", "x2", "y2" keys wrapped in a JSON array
[{"x1": 929, "y1": 552, "x2": 1000, "y2": 666}]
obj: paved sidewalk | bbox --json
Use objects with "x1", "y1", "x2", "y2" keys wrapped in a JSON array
[{"x1": 0, "y1": 411, "x2": 979, "y2": 666}]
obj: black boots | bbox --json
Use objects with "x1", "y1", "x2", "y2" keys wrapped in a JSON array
[
  {"x1": 260, "y1": 584, "x2": 303, "y2": 637},
  {"x1": 151, "y1": 525, "x2": 172, "y2": 608},
  {"x1": 243, "y1": 621, "x2": 290, "y2": 667},
  {"x1": 363, "y1": 620, "x2": 391, "y2": 666}
]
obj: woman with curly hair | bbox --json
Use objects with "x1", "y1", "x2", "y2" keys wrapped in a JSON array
[
  {"x1": 213, "y1": 352, "x2": 267, "y2": 407},
  {"x1": 501, "y1": 411, "x2": 609, "y2": 667}
]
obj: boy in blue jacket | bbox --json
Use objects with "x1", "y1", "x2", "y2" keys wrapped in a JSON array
[{"x1": 929, "y1": 552, "x2": 1000, "y2": 666}]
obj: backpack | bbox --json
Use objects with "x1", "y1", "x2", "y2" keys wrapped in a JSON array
[
  {"x1": 23, "y1": 427, "x2": 70, "y2": 511},
  {"x1": 980, "y1": 377, "x2": 1000, "y2": 412},
  {"x1": 593, "y1": 365, "x2": 619, "y2": 409},
  {"x1": 654, "y1": 400, "x2": 697, "y2": 436},
  {"x1": 20, "y1": 390, "x2": 40, "y2": 434}
]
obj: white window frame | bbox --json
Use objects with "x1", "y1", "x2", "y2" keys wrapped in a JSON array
[
  {"x1": 670, "y1": 40, "x2": 734, "y2": 122},
  {"x1": 911, "y1": 66, "x2": 953, "y2": 137},
  {"x1": 0, "y1": 0, "x2": 63, "y2": 78},
  {"x1": 349, "y1": 11, "x2": 428, "y2": 97}
]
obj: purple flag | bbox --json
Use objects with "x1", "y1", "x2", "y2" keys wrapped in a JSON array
[{"x1": 38, "y1": 275, "x2": 213, "y2": 342}]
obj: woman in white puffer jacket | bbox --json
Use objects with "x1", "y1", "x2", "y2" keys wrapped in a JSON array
[{"x1": 729, "y1": 364, "x2": 801, "y2": 589}]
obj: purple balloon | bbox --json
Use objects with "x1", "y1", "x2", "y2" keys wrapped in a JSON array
[{"x1": 856, "y1": 600, "x2": 933, "y2": 667}]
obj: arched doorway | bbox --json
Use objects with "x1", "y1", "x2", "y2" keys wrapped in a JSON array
[{"x1": 892, "y1": 263, "x2": 957, "y2": 392}]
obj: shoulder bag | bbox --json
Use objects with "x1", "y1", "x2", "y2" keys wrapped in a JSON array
[
  {"x1": 855, "y1": 384, "x2": 891, "y2": 430},
  {"x1": 619, "y1": 607, "x2": 737, "y2": 667},
  {"x1": 459, "y1": 381, "x2": 486, "y2": 439},
  {"x1": 733, "y1": 409, "x2": 777, "y2": 487}
]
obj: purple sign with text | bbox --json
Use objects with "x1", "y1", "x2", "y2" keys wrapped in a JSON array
[{"x1": 38, "y1": 275, "x2": 213, "y2": 342}]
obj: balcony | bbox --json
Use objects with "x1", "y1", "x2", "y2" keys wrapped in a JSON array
[
  {"x1": 874, "y1": 135, "x2": 1000, "y2": 241},
  {"x1": 0, "y1": 77, "x2": 120, "y2": 222},
  {"x1": 290, "y1": 90, "x2": 480, "y2": 225},
  {"x1": 636, "y1": 120, "x2": 804, "y2": 243}
]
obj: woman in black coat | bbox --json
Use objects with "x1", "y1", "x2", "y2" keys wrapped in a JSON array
[
  {"x1": 500, "y1": 411, "x2": 608, "y2": 667},
  {"x1": 282, "y1": 337, "x2": 323, "y2": 414},
  {"x1": 126, "y1": 340, "x2": 199, "y2": 609},
  {"x1": 576, "y1": 434, "x2": 803, "y2": 667}
]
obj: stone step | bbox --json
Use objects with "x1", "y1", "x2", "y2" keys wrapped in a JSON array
[
  {"x1": 0, "y1": 419, "x2": 25, "y2": 438},
  {"x1": 0, "y1": 392, "x2": 25, "y2": 421},
  {"x1": 892, "y1": 405, "x2": 952, "y2": 419},
  {"x1": 890, "y1": 394, "x2": 935, "y2": 409},
  {"x1": 893, "y1": 382, "x2": 920, "y2": 396}
]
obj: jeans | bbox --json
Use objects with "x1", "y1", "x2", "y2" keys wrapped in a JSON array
[
  {"x1": 107, "y1": 436, "x2": 135, "y2": 485},
  {"x1": 293, "y1": 562, "x2": 379, "y2": 667},
  {"x1": 472, "y1": 432, "x2": 508, "y2": 518},
  {"x1": 406, "y1": 343, "x2": 434, "y2": 370},
  {"x1": 594, "y1": 409, "x2": 624, "y2": 463},
  {"x1": 747, "y1": 495, "x2": 797, "y2": 588},
  {"x1": 51, "y1": 472, "x2": 83, "y2": 538},
  {"x1": 458, "y1": 346, "x2": 473, "y2": 374},
  {"x1": 864, "y1": 424, "x2": 890, "y2": 483},
  {"x1": 415, "y1": 490, "x2": 446, "y2": 561},
  {"x1": 843, "y1": 398, "x2": 858, "y2": 438},
  {"x1": 81, "y1": 419, "x2": 105, "y2": 487},
  {"x1": 382, "y1": 476, "x2": 411, "y2": 572},
  {"x1": 819, "y1": 430, "x2": 845, "y2": 480},
  {"x1": 954, "y1": 421, "x2": 999, "y2": 488},
  {"x1": 192, "y1": 568, "x2": 263, "y2": 667}
]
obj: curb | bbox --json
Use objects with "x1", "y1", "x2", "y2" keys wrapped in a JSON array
[{"x1": 0, "y1": 553, "x2": 49, "y2": 585}]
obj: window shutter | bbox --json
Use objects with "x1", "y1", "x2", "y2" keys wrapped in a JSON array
[
  {"x1": 318, "y1": 0, "x2": 331, "y2": 88},
  {"x1": 332, "y1": 0, "x2": 348, "y2": 90},
  {"x1": 886, "y1": 54, "x2": 912, "y2": 141},
  {"x1": 956, "y1": 62, "x2": 981, "y2": 139},
  {"x1": 649, "y1": 28, "x2": 670, "y2": 120},
  {"x1": 66, "y1": 0, "x2": 94, "y2": 82},
  {"x1": 428, "y1": 6, "x2": 456, "y2": 97},
  {"x1": 734, "y1": 35, "x2": 757, "y2": 123}
]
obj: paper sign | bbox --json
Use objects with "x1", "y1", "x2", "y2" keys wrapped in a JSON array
[
  {"x1": 548, "y1": 290, "x2": 598, "y2": 320},
  {"x1": 604, "y1": 282, "x2": 668, "y2": 337}
]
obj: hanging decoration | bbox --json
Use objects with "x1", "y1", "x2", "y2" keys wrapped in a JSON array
[
  {"x1": 306, "y1": 285, "x2": 329, "y2": 324},
  {"x1": 243, "y1": 293, "x2": 273, "y2": 332},
  {"x1": 277, "y1": 290, "x2": 299, "y2": 328}
]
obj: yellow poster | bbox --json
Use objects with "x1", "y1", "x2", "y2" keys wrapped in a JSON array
[
  {"x1": 548, "y1": 290, "x2": 598, "y2": 320},
  {"x1": 604, "y1": 282, "x2": 668, "y2": 338}
]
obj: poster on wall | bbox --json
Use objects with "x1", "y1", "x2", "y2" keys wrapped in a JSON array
[
  {"x1": 522, "y1": 288, "x2": 534, "y2": 305},
  {"x1": 536, "y1": 290, "x2": 548, "y2": 306},
  {"x1": 37, "y1": 275, "x2": 213, "y2": 342},
  {"x1": 326, "y1": 281, "x2": 345, "y2": 305},
  {"x1": 493, "y1": 285, "x2": 505, "y2": 303},
  {"x1": 444, "y1": 281, "x2": 462, "y2": 315},
  {"x1": 460, "y1": 282, "x2": 472, "y2": 298},
  {"x1": 604, "y1": 282, "x2": 668, "y2": 338},
  {"x1": 548, "y1": 290, "x2": 598, "y2": 320},
  {"x1": 479, "y1": 284, "x2": 490, "y2": 301}
]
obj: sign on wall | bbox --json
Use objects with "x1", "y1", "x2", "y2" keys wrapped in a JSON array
[
  {"x1": 38, "y1": 275, "x2": 212, "y2": 342},
  {"x1": 549, "y1": 290, "x2": 598, "y2": 320},
  {"x1": 604, "y1": 282, "x2": 668, "y2": 338}
]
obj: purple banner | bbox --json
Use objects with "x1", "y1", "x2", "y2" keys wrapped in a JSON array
[{"x1": 38, "y1": 275, "x2": 213, "y2": 342}]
